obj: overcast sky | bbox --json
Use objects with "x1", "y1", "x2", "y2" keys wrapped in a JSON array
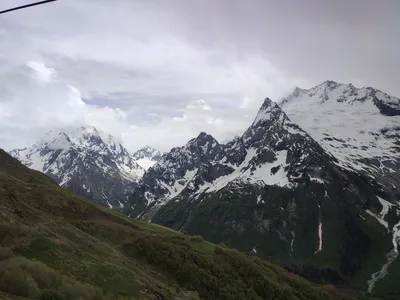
[{"x1": 0, "y1": 0, "x2": 399, "y2": 152}]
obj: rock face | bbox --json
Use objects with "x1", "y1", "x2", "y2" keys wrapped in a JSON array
[
  {"x1": 126, "y1": 85, "x2": 400, "y2": 294},
  {"x1": 10, "y1": 126, "x2": 144, "y2": 208}
]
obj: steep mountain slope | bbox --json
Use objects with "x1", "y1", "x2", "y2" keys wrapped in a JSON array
[
  {"x1": 0, "y1": 149, "x2": 372, "y2": 300},
  {"x1": 279, "y1": 81, "x2": 400, "y2": 199},
  {"x1": 126, "y1": 97, "x2": 400, "y2": 297},
  {"x1": 133, "y1": 145, "x2": 163, "y2": 170},
  {"x1": 125, "y1": 99, "x2": 338, "y2": 218},
  {"x1": 10, "y1": 126, "x2": 144, "y2": 208}
]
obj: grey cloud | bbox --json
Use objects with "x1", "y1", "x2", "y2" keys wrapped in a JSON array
[{"x1": 151, "y1": 0, "x2": 398, "y2": 94}]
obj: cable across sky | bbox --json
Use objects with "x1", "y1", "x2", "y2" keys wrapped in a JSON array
[{"x1": 0, "y1": 0, "x2": 58, "y2": 15}]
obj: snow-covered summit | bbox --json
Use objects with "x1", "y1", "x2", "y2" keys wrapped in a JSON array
[
  {"x1": 10, "y1": 126, "x2": 144, "y2": 208},
  {"x1": 281, "y1": 81, "x2": 400, "y2": 115},
  {"x1": 279, "y1": 81, "x2": 400, "y2": 194},
  {"x1": 132, "y1": 145, "x2": 162, "y2": 170}
]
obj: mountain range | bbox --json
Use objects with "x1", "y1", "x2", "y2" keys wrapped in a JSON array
[
  {"x1": 9, "y1": 80, "x2": 400, "y2": 298},
  {"x1": 10, "y1": 126, "x2": 161, "y2": 208},
  {"x1": 124, "y1": 81, "x2": 400, "y2": 297},
  {"x1": 0, "y1": 148, "x2": 374, "y2": 300}
]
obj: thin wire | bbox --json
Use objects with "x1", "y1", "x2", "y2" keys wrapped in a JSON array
[{"x1": 0, "y1": 0, "x2": 58, "y2": 15}]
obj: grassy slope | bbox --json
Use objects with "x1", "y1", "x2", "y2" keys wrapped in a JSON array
[{"x1": 0, "y1": 150, "x2": 376, "y2": 300}]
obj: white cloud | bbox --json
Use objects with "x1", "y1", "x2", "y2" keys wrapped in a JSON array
[
  {"x1": 0, "y1": 1, "x2": 295, "y2": 153},
  {"x1": 0, "y1": 59, "x2": 265, "y2": 152},
  {"x1": 240, "y1": 97, "x2": 251, "y2": 109},
  {"x1": 27, "y1": 61, "x2": 55, "y2": 83},
  {"x1": 187, "y1": 100, "x2": 212, "y2": 111}
]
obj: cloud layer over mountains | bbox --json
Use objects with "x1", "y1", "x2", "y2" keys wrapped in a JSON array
[{"x1": 0, "y1": 0, "x2": 399, "y2": 151}]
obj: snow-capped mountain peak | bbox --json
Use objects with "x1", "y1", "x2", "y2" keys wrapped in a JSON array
[
  {"x1": 11, "y1": 126, "x2": 144, "y2": 208},
  {"x1": 252, "y1": 97, "x2": 286, "y2": 126},
  {"x1": 41, "y1": 132, "x2": 71, "y2": 151},
  {"x1": 281, "y1": 81, "x2": 400, "y2": 116},
  {"x1": 132, "y1": 145, "x2": 162, "y2": 170},
  {"x1": 279, "y1": 81, "x2": 400, "y2": 195}
]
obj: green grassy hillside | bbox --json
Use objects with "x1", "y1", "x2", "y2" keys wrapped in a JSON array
[{"x1": 0, "y1": 150, "x2": 375, "y2": 300}]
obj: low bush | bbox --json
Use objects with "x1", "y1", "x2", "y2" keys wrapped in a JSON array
[
  {"x1": 122, "y1": 236, "x2": 331, "y2": 300},
  {"x1": 38, "y1": 289, "x2": 66, "y2": 300},
  {"x1": 0, "y1": 260, "x2": 39, "y2": 297},
  {"x1": 190, "y1": 235, "x2": 204, "y2": 242},
  {"x1": 0, "y1": 247, "x2": 13, "y2": 261},
  {"x1": 184, "y1": 291, "x2": 201, "y2": 299},
  {"x1": 0, "y1": 256, "x2": 108, "y2": 300}
]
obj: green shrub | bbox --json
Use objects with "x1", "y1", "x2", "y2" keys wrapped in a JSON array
[
  {"x1": 214, "y1": 246, "x2": 224, "y2": 255},
  {"x1": 190, "y1": 235, "x2": 204, "y2": 242},
  {"x1": 0, "y1": 259, "x2": 40, "y2": 297},
  {"x1": 0, "y1": 247, "x2": 13, "y2": 261},
  {"x1": 122, "y1": 236, "x2": 334, "y2": 300},
  {"x1": 175, "y1": 285, "x2": 182, "y2": 294},
  {"x1": 17, "y1": 257, "x2": 62, "y2": 289},
  {"x1": 0, "y1": 256, "x2": 106, "y2": 300},
  {"x1": 59, "y1": 280, "x2": 104, "y2": 300},
  {"x1": 37, "y1": 289, "x2": 66, "y2": 300},
  {"x1": 184, "y1": 291, "x2": 201, "y2": 299}
]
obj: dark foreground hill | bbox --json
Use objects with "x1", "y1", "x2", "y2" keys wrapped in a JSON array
[{"x1": 0, "y1": 149, "x2": 376, "y2": 300}]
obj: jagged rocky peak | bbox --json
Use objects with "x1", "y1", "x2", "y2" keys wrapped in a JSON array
[
  {"x1": 133, "y1": 145, "x2": 162, "y2": 160},
  {"x1": 68, "y1": 126, "x2": 102, "y2": 141},
  {"x1": 243, "y1": 97, "x2": 307, "y2": 151},
  {"x1": 259, "y1": 97, "x2": 275, "y2": 109},
  {"x1": 321, "y1": 79, "x2": 339, "y2": 87},
  {"x1": 188, "y1": 132, "x2": 218, "y2": 145},
  {"x1": 133, "y1": 145, "x2": 162, "y2": 170},
  {"x1": 30, "y1": 129, "x2": 69, "y2": 147},
  {"x1": 252, "y1": 97, "x2": 287, "y2": 126},
  {"x1": 185, "y1": 132, "x2": 221, "y2": 156},
  {"x1": 38, "y1": 126, "x2": 115, "y2": 154},
  {"x1": 197, "y1": 131, "x2": 214, "y2": 140},
  {"x1": 292, "y1": 86, "x2": 306, "y2": 98},
  {"x1": 10, "y1": 126, "x2": 144, "y2": 208},
  {"x1": 153, "y1": 132, "x2": 221, "y2": 173}
]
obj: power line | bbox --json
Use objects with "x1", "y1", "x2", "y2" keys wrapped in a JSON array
[{"x1": 0, "y1": 0, "x2": 58, "y2": 15}]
